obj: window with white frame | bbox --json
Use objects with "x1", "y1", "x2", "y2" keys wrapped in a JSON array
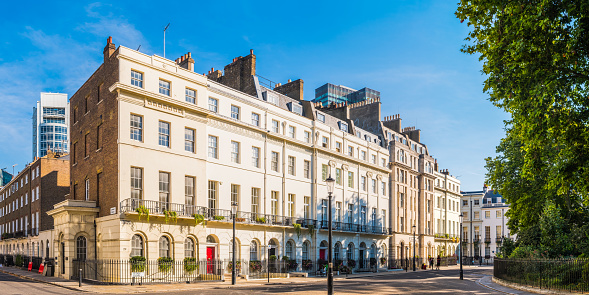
[
  {"x1": 159, "y1": 79, "x2": 171, "y2": 96},
  {"x1": 271, "y1": 120, "x2": 279, "y2": 133},
  {"x1": 322, "y1": 136, "x2": 328, "y2": 148},
  {"x1": 251, "y1": 113, "x2": 260, "y2": 126},
  {"x1": 85, "y1": 179, "x2": 90, "y2": 200},
  {"x1": 335, "y1": 142, "x2": 342, "y2": 152},
  {"x1": 208, "y1": 97, "x2": 218, "y2": 112},
  {"x1": 381, "y1": 181, "x2": 386, "y2": 195},
  {"x1": 271, "y1": 152, "x2": 279, "y2": 172},
  {"x1": 287, "y1": 194, "x2": 295, "y2": 217},
  {"x1": 185, "y1": 128, "x2": 195, "y2": 153},
  {"x1": 130, "y1": 167, "x2": 143, "y2": 199},
  {"x1": 304, "y1": 196, "x2": 310, "y2": 219},
  {"x1": 230, "y1": 105, "x2": 240, "y2": 120},
  {"x1": 252, "y1": 147, "x2": 260, "y2": 168},
  {"x1": 348, "y1": 146, "x2": 353, "y2": 156},
  {"x1": 361, "y1": 176, "x2": 366, "y2": 191},
  {"x1": 288, "y1": 126, "x2": 295, "y2": 138},
  {"x1": 208, "y1": 136, "x2": 218, "y2": 158},
  {"x1": 271, "y1": 191, "x2": 279, "y2": 216},
  {"x1": 231, "y1": 184, "x2": 240, "y2": 209},
  {"x1": 131, "y1": 70, "x2": 143, "y2": 87},
  {"x1": 317, "y1": 112, "x2": 325, "y2": 123},
  {"x1": 347, "y1": 204, "x2": 353, "y2": 224},
  {"x1": 348, "y1": 172, "x2": 354, "y2": 188},
  {"x1": 303, "y1": 160, "x2": 310, "y2": 179},
  {"x1": 251, "y1": 188, "x2": 260, "y2": 214},
  {"x1": 231, "y1": 141, "x2": 240, "y2": 163},
  {"x1": 304, "y1": 131, "x2": 311, "y2": 143},
  {"x1": 185, "y1": 88, "x2": 196, "y2": 104},
  {"x1": 372, "y1": 179, "x2": 377, "y2": 193},
  {"x1": 185, "y1": 176, "x2": 195, "y2": 206},
  {"x1": 361, "y1": 151, "x2": 366, "y2": 160},
  {"x1": 159, "y1": 172, "x2": 170, "y2": 205},
  {"x1": 130, "y1": 114, "x2": 143, "y2": 141},
  {"x1": 158, "y1": 121, "x2": 170, "y2": 147},
  {"x1": 288, "y1": 156, "x2": 295, "y2": 175},
  {"x1": 208, "y1": 181, "x2": 218, "y2": 209}
]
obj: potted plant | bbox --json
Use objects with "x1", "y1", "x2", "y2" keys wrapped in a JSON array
[
  {"x1": 301, "y1": 259, "x2": 313, "y2": 270},
  {"x1": 255, "y1": 217, "x2": 266, "y2": 224},
  {"x1": 213, "y1": 215, "x2": 225, "y2": 221},
  {"x1": 136, "y1": 205, "x2": 150, "y2": 221},
  {"x1": 269, "y1": 255, "x2": 277, "y2": 261},
  {"x1": 192, "y1": 214, "x2": 204, "y2": 226},
  {"x1": 347, "y1": 259, "x2": 356, "y2": 269},
  {"x1": 249, "y1": 260, "x2": 262, "y2": 272},
  {"x1": 227, "y1": 260, "x2": 241, "y2": 272},
  {"x1": 235, "y1": 217, "x2": 246, "y2": 222},
  {"x1": 163, "y1": 210, "x2": 178, "y2": 224},
  {"x1": 307, "y1": 224, "x2": 315, "y2": 238},
  {"x1": 293, "y1": 223, "x2": 302, "y2": 239},
  {"x1": 157, "y1": 257, "x2": 173, "y2": 272},
  {"x1": 183, "y1": 257, "x2": 198, "y2": 272},
  {"x1": 130, "y1": 256, "x2": 146, "y2": 272}
]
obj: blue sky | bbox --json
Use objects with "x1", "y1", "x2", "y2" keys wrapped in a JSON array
[{"x1": 0, "y1": 1, "x2": 509, "y2": 191}]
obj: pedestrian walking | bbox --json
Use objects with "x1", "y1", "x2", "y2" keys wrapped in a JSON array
[
  {"x1": 436, "y1": 255, "x2": 441, "y2": 270},
  {"x1": 429, "y1": 257, "x2": 434, "y2": 269}
]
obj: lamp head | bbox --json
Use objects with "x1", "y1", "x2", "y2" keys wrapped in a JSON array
[
  {"x1": 231, "y1": 202, "x2": 238, "y2": 214},
  {"x1": 325, "y1": 175, "x2": 335, "y2": 194},
  {"x1": 459, "y1": 213, "x2": 464, "y2": 223}
]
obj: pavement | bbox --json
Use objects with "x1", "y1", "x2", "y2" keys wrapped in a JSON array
[{"x1": 0, "y1": 264, "x2": 537, "y2": 294}]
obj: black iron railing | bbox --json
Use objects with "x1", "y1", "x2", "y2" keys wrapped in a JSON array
[
  {"x1": 120, "y1": 198, "x2": 389, "y2": 235},
  {"x1": 72, "y1": 259, "x2": 224, "y2": 284},
  {"x1": 494, "y1": 258, "x2": 589, "y2": 294}
]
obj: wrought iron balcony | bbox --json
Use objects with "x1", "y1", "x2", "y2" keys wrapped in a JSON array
[
  {"x1": 120, "y1": 198, "x2": 389, "y2": 235},
  {"x1": 484, "y1": 237, "x2": 492, "y2": 243},
  {"x1": 496, "y1": 236, "x2": 503, "y2": 244}
]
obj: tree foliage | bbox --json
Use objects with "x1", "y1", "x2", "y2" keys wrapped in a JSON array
[{"x1": 456, "y1": 0, "x2": 589, "y2": 256}]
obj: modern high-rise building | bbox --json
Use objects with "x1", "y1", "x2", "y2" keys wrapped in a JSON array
[
  {"x1": 313, "y1": 83, "x2": 380, "y2": 107},
  {"x1": 32, "y1": 93, "x2": 70, "y2": 159},
  {"x1": 0, "y1": 169, "x2": 12, "y2": 188}
]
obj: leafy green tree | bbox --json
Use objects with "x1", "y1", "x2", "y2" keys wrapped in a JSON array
[{"x1": 457, "y1": 0, "x2": 589, "y2": 257}]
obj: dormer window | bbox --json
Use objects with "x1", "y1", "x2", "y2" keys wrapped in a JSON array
[
  {"x1": 288, "y1": 102, "x2": 303, "y2": 115},
  {"x1": 365, "y1": 135, "x2": 371, "y2": 142},
  {"x1": 339, "y1": 122, "x2": 348, "y2": 132},
  {"x1": 317, "y1": 112, "x2": 326, "y2": 123},
  {"x1": 263, "y1": 91, "x2": 279, "y2": 105}
]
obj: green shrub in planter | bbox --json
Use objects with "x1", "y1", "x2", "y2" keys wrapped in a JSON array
[
  {"x1": 130, "y1": 256, "x2": 146, "y2": 272},
  {"x1": 15, "y1": 255, "x2": 23, "y2": 267},
  {"x1": 157, "y1": 257, "x2": 173, "y2": 272},
  {"x1": 269, "y1": 255, "x2": 277, "y2": 261},
  {"x1": 213, "y1": 215, "x2": 225, "y2": 221},
  {"x1": 183, "y1": 257, "x2": 198, "y2": 272}
]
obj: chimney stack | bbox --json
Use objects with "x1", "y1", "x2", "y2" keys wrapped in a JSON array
[
  {"x1": 103, "y1": 36, "x2": 116, "y2": 63},
  {"x1": 176, "y1": 52, "x2": 195, "y2": 72}
]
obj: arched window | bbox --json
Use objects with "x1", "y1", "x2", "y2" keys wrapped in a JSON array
[
  {"x1": 370, "y1": 244, "x2": 376, "y2": 259},
  {"x1": 131, "y1": 235, "x2": 143, "y2": 257},
  {"x1": 206, "y1": 235, "x2": 216, "y2": 244},
  {"x1": 250, "y1": 240, "x2": 259, "y2": 261},
  {"x1": 302, "y1": 241, "x2": 310, "y2": 260},
  {"x1": 76, "y1": 236, "x2": 87, "y2": 261},
  {"x1": 159, "y1": 236, "x2": 170, "y2": 258},
  {"x1": 185, "y1": 238, "x2": 195, "y2": 258},
  {"x1": 347, "y1": 243, "x2": 355, "y2": 260},
  {"x1": 285, "y1": 241, "x2": 294, "y2": 260},
  {"x1": 334, "y1": 242, "x2": 341, "y2": 261}
]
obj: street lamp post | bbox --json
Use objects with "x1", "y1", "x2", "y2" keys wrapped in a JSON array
[
  {"x1": 231, "y1": 202, "x2": 238, "y2": 285},
  {"x1": 459, "y1": 213, "x2": 464, "y2": 280},
  {"x1": 325, "y1": 175, "x2": 335, "y2": 295},
  {"x1": 412, "y1": 225, "x2": 416, "y2": 271}
]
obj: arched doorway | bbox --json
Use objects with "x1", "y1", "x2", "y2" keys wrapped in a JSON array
[
  {"x1": 268, "y1": 239, "x2": 278, "y2": 258},
  {"x1": 319, "y1": 240, "x2": 328, "y2": 260},
  {"x1": 359, "y1": 242, "x2": 366, "y2": 269}
]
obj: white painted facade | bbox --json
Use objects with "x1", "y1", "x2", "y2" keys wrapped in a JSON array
[{"x1": 433, "y1": 170, "x2": 461, "y2": 257}]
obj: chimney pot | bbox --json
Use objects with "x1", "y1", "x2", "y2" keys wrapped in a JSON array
[
  {"x1": 107, "y1": 36, "x2": 112, "y2": 44},
  {"x1": 188, "y1": 52, "x2": 191, "y2": 57},
  {"x1": 288, "y1": 79, "x2": 292, "y2": 83},
  {"x1": 250, "y1": 49, "x2": 254, "y2": 55}
]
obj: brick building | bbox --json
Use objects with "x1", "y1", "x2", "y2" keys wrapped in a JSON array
[{"x1": 0, "y1": 151, "x2": 69, "y2": 261}]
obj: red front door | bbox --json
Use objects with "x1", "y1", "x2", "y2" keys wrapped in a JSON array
[
  {"x1": 207, "y1": 247, "x2": 215, "y2": 274},
  {"x1": 320, "y1": 249, "x2": 326, "y2": 260}
]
